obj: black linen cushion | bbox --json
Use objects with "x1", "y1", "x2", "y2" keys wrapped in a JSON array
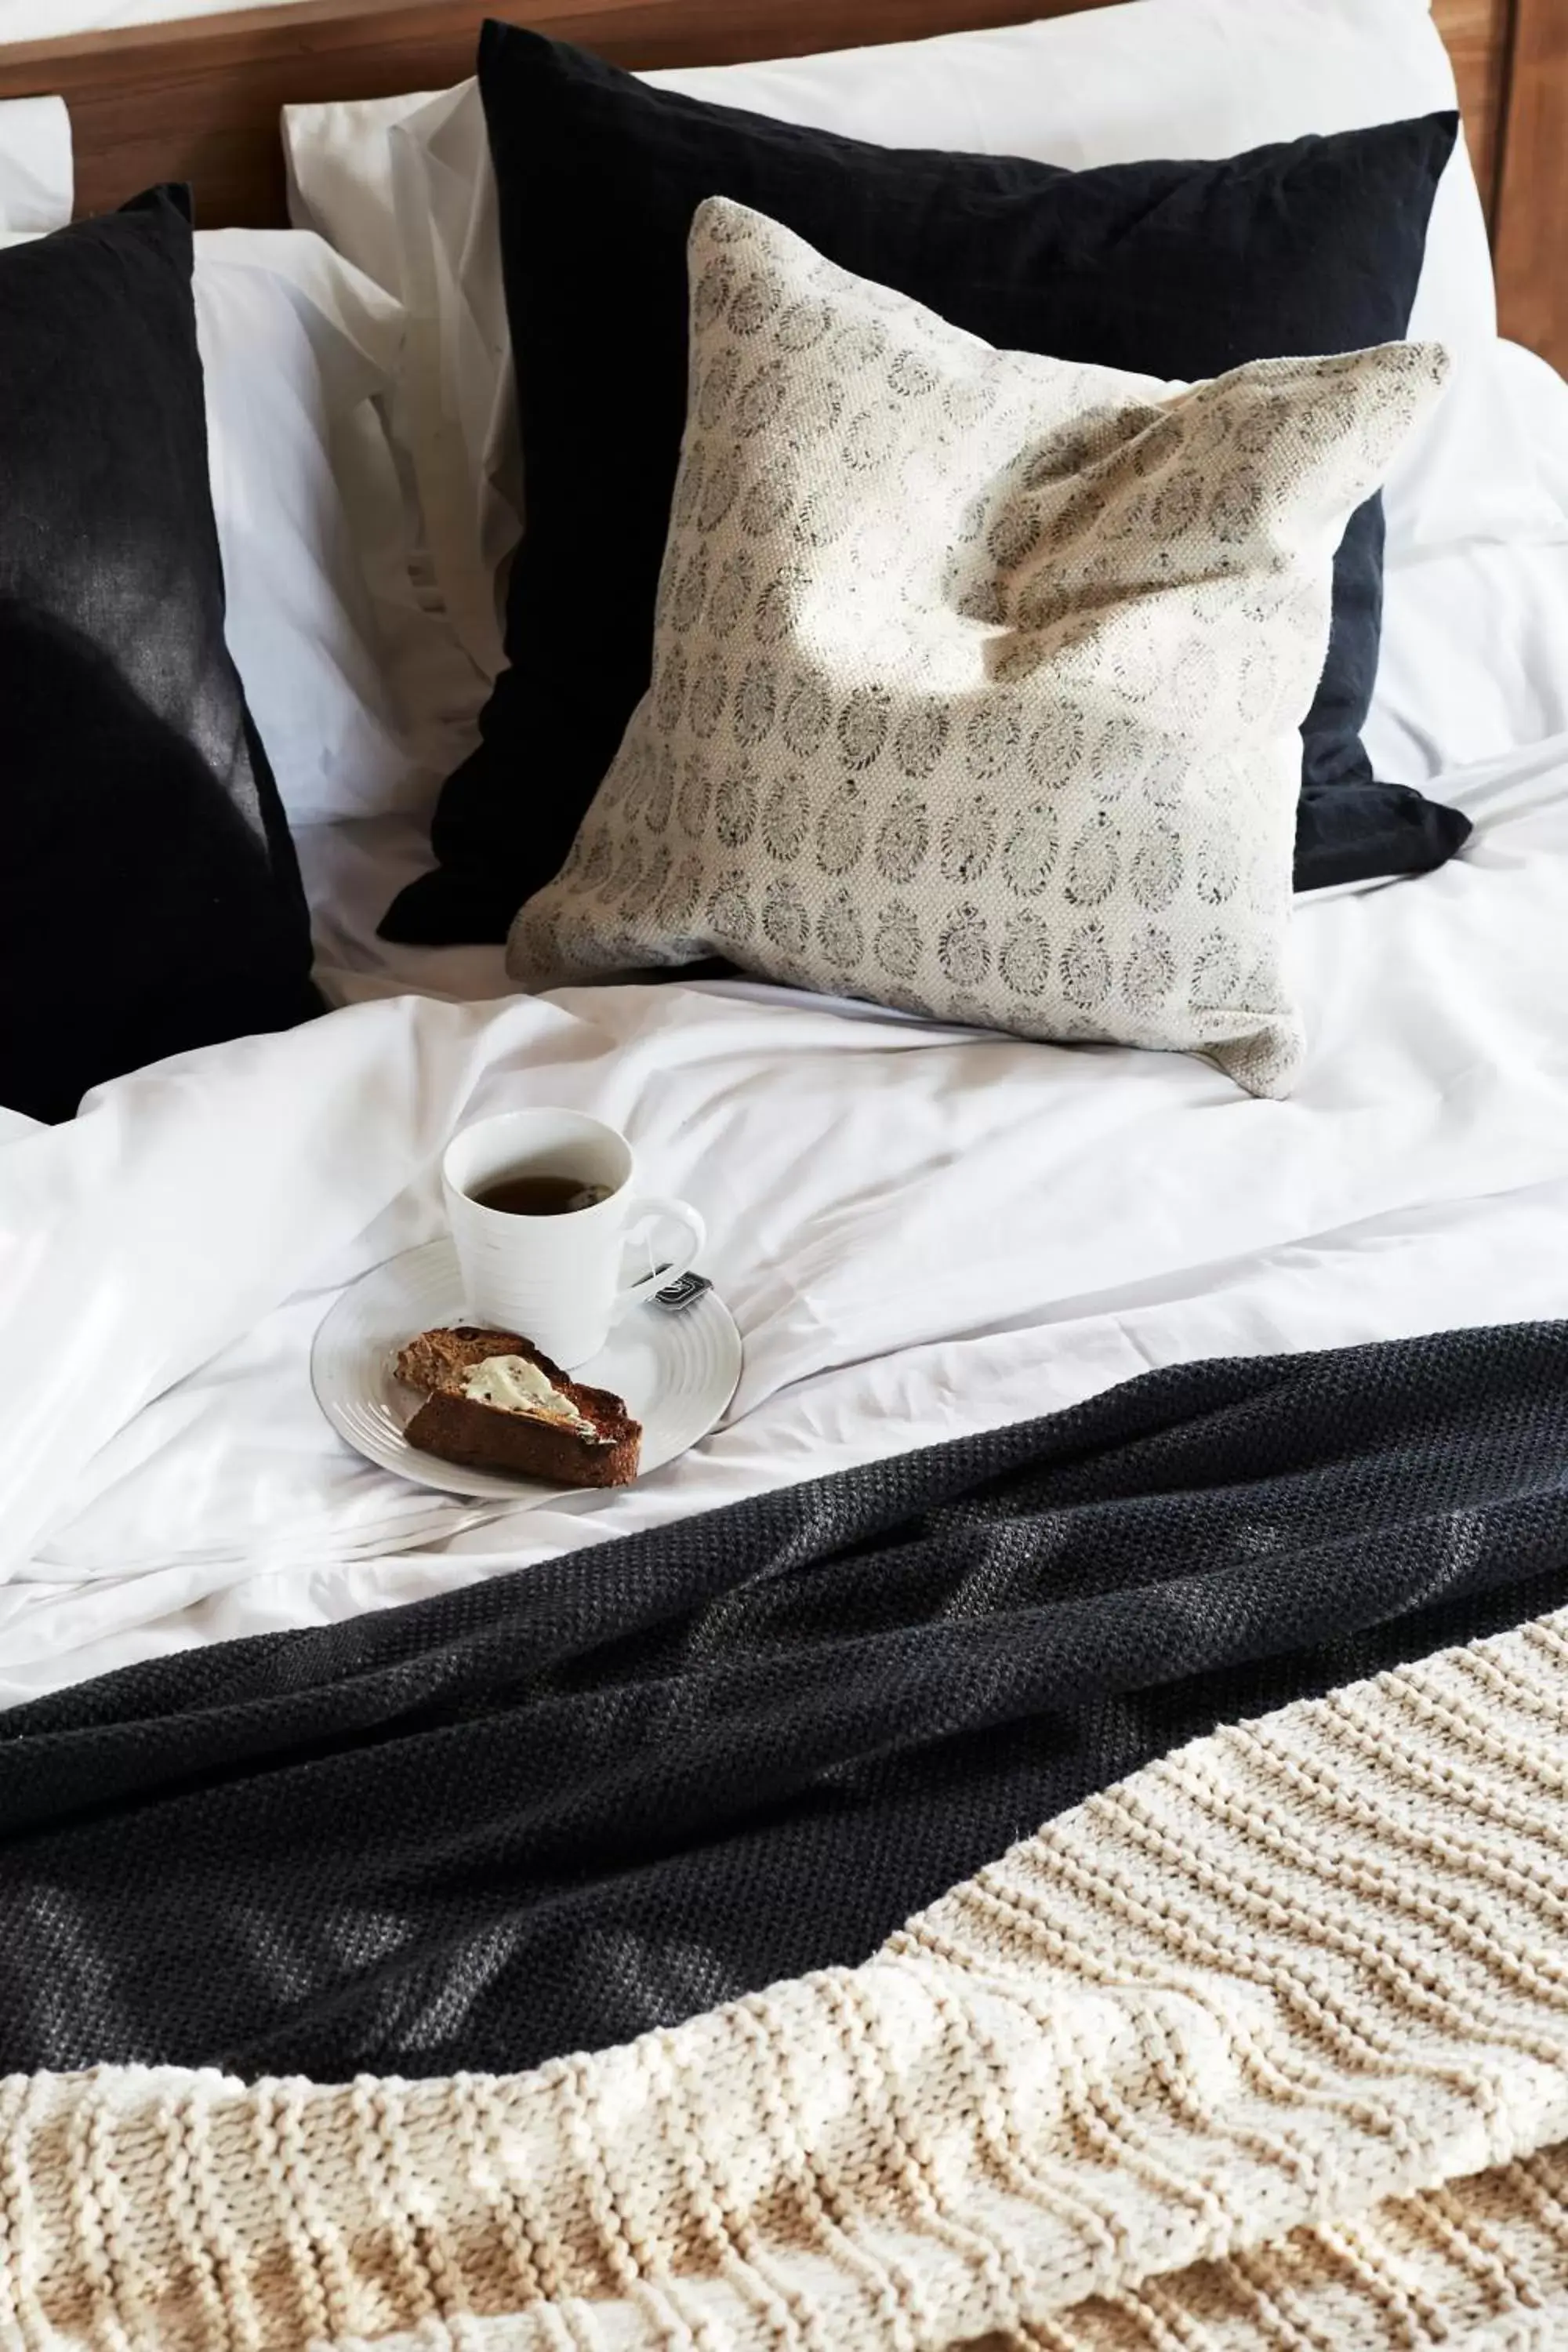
[
  {"x1": 382, "y1": 27, "x2": 1470, "y2": 947},
  {"x1": 0, "y1": 189, "x2": 319, "y2": 1124}
]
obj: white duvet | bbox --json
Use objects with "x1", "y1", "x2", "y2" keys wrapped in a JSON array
[
  {"x1": 2, "y1": 338, "x2": 1567, "y2": 1708},
  {"x1": 1, "y1": 721, "x2": 1566, "y2": 1707}
]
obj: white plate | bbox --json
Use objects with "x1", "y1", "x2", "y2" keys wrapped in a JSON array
[{"x1": 310, "y1": 1239, "x2": 742, "y2": 1501}]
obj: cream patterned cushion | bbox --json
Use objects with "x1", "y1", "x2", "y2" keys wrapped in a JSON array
[{"x1": 507, "y1": 198, "x2": 1448, "y2": 1094}]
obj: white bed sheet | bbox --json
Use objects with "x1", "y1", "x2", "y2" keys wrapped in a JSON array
[{"x1": 2, "y1": 709, "x2": 1568, "y2": 1708}]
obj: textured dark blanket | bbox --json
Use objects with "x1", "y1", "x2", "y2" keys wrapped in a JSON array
[{"x1": 3, "y1": 1322, "x2": 1567, "y2": 2082}]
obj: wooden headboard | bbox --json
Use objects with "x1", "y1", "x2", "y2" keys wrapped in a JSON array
[{"x1": 0, "y1": 0, "x2": 1563, "y2": 373}]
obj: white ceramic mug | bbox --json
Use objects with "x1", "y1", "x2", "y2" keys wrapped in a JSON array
[{"x1": 442, "y1": 1109, "x2": 706, "y2": 1370}]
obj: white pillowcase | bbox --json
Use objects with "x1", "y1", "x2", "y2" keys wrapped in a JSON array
[
  {"x1": 0, "y1": 94, "x2": 71, "y2": 231},
  {"x1": 286, "y1": 83, "x2": 517, "y2": 679},
  {"x1": 283, "y1": 0, "x2": 1492, "y2": 684},
  {"x1": 193, "y1": 230, "x2": 481, "y2": 827},
  {"x1": 282, "y1": 89, "x2": 437, "y2": 300},
  {"x1": 1369, "y1": 344, "x2": 1568, "y2": 782}
]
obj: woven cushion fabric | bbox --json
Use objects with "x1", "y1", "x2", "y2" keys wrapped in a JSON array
[
  {"x1": 0, "y1": 190, "x2": 321, "y2": 1124},
  {"x1": 508, "y1": 201, "x2": 1448, "y2": 1097}
]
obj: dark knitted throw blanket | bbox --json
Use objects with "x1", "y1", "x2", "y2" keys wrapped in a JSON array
[{"x1": 3, "y1": 1321, "x2": 1567, "y2": 2082}]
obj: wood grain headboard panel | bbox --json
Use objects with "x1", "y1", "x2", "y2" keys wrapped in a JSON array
[
  {"x1": 1436, "y1": 0, "x2": 1513, "y2": 212},
  {"x1": 0, "y1": 0, "x2": 1562, "y2": 370},
  {"x1": 1493, "y1": 0, "x2": 1568, "y2": 384}
]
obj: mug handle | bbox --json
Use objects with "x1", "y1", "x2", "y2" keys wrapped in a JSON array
[{"x1": 616, "y1": 1196, "x2": 706, "y2": 1311}]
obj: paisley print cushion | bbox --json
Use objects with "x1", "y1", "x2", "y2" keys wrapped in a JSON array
[{"x1": 508, "y1": 199, "x2": 1448, "y2": 1097}]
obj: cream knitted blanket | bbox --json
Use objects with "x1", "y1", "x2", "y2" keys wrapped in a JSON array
[{"x1": 9, "y1": 1606, "x2": 1568, "y2": 2352}]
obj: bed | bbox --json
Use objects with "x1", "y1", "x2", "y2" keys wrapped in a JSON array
[
  {"x1": 0, "y1": 0, "x2": 1563, "y2": 381},
  {"x1": 3, "y1": 1, "x2": 1568, "y2": 2345}
]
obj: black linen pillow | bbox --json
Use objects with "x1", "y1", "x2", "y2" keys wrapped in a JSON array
[
  {"x1": 0, "y1": 189, "x2": 319, "y2": 1124},
  {"x1": 382, "y1": 27, "x2": 1470, "y2": 946}
]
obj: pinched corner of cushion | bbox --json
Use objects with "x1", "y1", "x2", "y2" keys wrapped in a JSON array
[
  {"x1": 378, "y1": 866, "x2": 519, "y2": 947},
  {"x1": 1294, "y1": 781, "x2": 1472, "y2": 896}
]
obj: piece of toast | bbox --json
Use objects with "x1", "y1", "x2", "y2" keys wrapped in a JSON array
[{"x1": 394, "y1": 1325, "x2": 641, "y2": 1487}]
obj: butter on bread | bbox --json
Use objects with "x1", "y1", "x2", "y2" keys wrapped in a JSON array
[{"x1": 395, "y1": 1326, "x2": 641, "y2": 1487}]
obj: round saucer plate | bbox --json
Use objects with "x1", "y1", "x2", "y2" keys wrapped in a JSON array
[{"x1": 310, "y1": 1238, "x2": 742, "y2": 1501}]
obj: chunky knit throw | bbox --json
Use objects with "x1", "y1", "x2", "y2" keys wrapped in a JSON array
[{"x1": 11, "y1": 1602, "x2": 1568, "y2": 2351}]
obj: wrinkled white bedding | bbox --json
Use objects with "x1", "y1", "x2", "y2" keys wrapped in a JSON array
[
  {"x1": 2, "y1": 324, "x2": 1566, "y2": 1709},
  {"x1": 2, "y1": 709, "x2": 1567, "y2": 1707}
]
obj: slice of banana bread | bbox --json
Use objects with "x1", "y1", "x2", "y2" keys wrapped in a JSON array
[{"x1": 394, "y1": 1325, "x2": 641, "y2": 1486}]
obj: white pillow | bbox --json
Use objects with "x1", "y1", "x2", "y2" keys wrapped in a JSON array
[
  {"x1": 1368, "y1": 341, "x2": 1568, "y2": 781},
  {"x1": 286, "y1": 84, "x2": 518, "y2": 679},
  {"x1": 193, "y1": 230, "x2": 484, "y2": 826},
  {"x1": 392, "y1": 82, "x2": 519, "y2": 684},
  {"x1": 510, "y1": 200, "x2": 1447, "y2": 1096},
  {"x1": 284, "y1": 0, "x2": 1490, "y2": 679},
  {"x1": 282, "y1": 89, "x2": 437, "y2": 299},
  {"x1": 0, "y1": 94, "x2": 71, "y2": 230}
]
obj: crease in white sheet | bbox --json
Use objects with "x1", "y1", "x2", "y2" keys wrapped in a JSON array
[{"x1": 4, "y1": 717, "x2": 1568, "y2": 1704}]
